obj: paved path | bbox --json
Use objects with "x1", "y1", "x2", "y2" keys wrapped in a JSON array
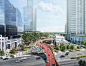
[{"x1": 37, "y1": 41, "x2": 58, "y2": 66}]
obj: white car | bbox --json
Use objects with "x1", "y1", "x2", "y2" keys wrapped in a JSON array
[
  {"x1": 15, "y1": 59, "x2": 20, "y2": 63},
  {"x1": 77, "y1": 52, "x2": 82, "y2": 55},
  {"x1": 21, "y1": 57, "x2": 27, "y2": 60}
]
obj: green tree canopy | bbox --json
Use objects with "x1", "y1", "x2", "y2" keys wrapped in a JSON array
[
  {"x1": 67, "y1": 45, "x2": 70, "y2": 49},
  {"x1": 44, "y1": 33, "x2": 49, "y2": 38},
  {"x1": 10, "y1": 49, "x2": 15, "y2": 54},
  {"x1": 77, "y1": 46, "x2": 80, "y2": 49},
  {"x1": 59, "y1": 43, "x2": 66, "y2": 51},
  {"x1": 21, "y1": 46, "x2": 25, "y2": 51},
  {"x1": 22, "y1": 32, "x2": 49, "y2": 45},
  {"x1": 61, "y1": 45, "x2": 66, "y2": 51},
  {"x1": 81, "y1": 41, "x2": 85, "y2": 45},
  {"x1": 55, "y1": 46, "x2": 59, "y2": 50},
  {"x1": 70, "y1": 45, "x2": 74, "y2": 50},
  {"x1": 78, "y1": 59, "x2": 86, "y2": 66},
  {"x1": 60, "y1": 43, "x2": 64, "y2": 49},
  {"x1": 0, "y1": 51, "x2": 4, "y2": 56}
]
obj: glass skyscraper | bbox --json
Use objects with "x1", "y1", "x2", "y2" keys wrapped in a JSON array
[
  {"x1": 0, "y1": 0, "x2": 22, "y2": 37},
  {"x1": 16, "y1": 8, "x2": 23, "y2": 32},
  {"x1": 23, "y1": 0, "x2": 36, "y2": 32},
  {"x1": 66, "y1": 0, "x2": 86, "y2": 44}
]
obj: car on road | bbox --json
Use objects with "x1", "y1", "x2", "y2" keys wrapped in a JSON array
[
  {"x1": 36, "y1": 57, "x2": 41, "y2": 60},
  {"x1": 21, "y1": 57, "x2": 27, "y2": 60},
  {"x1": 77, "y1": 52, "x2": 82, "y2": 55},
  {"x1": 65, "y1": 52, "x2": 69, "y2": 55},
  {"x1": 15, "y1": 59, "x2": 20, "y2": 63},
  {"x1": 60, "y1": 55, "x2": 65, "y2": 58},
  {"x1": 19, "y1": 59, "x2": 23, "y2": 62},
  {"x1": 15, "y1": 59, "x2": 23, "y2": 63},
  {"x1": 3, "y1": 58, "x2": 8, "y2": 60}
]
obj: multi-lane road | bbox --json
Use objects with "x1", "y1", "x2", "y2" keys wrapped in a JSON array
[
  {"x1": 0, "y1": 56, "x2": 46, "y2": 66},
  {"x1": 53, "y1": 49, "x2": 86, "y2": 66},
  {"x1": 54, "y1": 49, "x2": 86, "y2": 61}
]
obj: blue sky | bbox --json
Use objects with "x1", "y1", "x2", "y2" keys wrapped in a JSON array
[{"x1": 9, "y1": 0, "x2": 66, "y2": 32}]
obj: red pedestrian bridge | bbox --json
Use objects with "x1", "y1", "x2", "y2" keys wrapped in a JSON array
[{"x1": 37, "y1": 40, "x2": 59, "y2": 66}]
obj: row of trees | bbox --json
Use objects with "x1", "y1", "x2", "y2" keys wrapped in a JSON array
[
  {"x1": 78, "y1": 59, "x2": 86, "y2": 66},
  {"x1": 54, "y1": 43, "x2": 75, "y2": 51},
  {"x1": 22, "y1": 32, "x2": 49, "y2": 45},
  {"x1": 10, "y1": 46, "x2": 25, "y2": 54}
]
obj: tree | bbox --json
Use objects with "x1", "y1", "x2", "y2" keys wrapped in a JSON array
[
  {"x1": 22, "y1": 33, "x2": 28, "y2": 44},
  {"x1": 81, "y1": 41, "x2": 85, "y2": 45},
  {"x1": 44, "y1": 33, "x2": 49, "y2": 38},
  {"x1": 10, "y1": 49, "x2": 15, "y2": 54},
  {"x1": 60, "y1": 43, "x2": 64, "y2": 49},
  {"x1": 67, "y1": 45, "x2": 70, "y2": 49},
  {"x1": 22, "y1": 32, "x2": 45, "y2": 44},
  {"x1": 70, "y1": 45, "x2": 74, "y2": 50},
  {"x1": 84, "y1": 42, "x2": 86, "y2": 47},
  {"x1": 78, "y1": 59, "x2": 86, "y2": 66},
  {"x1": 21, "y1": 46, "x2": 25, "y2": 51},
  {"x1": 77, "y1": 46, "x2": 80, "y2": 49},
  {"x1": 55, "y1": 46, "x2": 59, "y2": 50},
  {"x1": 0, "y1": 51, "x2": 4, "y2": 56},
  {"x1": 61, "y1": 45, "x2": 66, "y2": 51},
  {"x1": 59, "y1": 43, "x2": 66, "y2": 51}
]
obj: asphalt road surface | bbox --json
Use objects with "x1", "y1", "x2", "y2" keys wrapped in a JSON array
[
  {"x1": 54, "y1": 49, "x2": 86, "y2": 61},
  {"x1": 0, "y1": 56, "x2": 46, "y2": 66}
]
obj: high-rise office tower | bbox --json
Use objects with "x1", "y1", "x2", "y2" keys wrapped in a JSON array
[
  {"x1": 67, "y1": 0, "x2": 86, "y2": 44},
  {"x1": 23, "y1": 0, "x2": 36, "y2": 32},
  {"x1": 0, "y1": 0, "x2": 17, "y2": 37},
  {"x1": 16, "y1": 8, "x2": 23, "y2": 32}
]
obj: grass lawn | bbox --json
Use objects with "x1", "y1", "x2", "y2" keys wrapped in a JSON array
[
  {"x1": 24, "y1": 48, "x2": 29, "y2": 51},
  {"x1": 30, "y1": 44, "x2": 34, "y2": 45},
  {"x1": 71, "y1": 56, "x2": 86, "y2": 59},
  {"x1": 68, "y1": 49, "x2": 80, "y2": 52}
]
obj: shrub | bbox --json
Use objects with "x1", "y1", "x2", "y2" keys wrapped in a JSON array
[
  {"x1": 77, "y1": 46, "x2": 80, "y2": 49},
  {"x1": 67, "y1": 45, "x2": 70, "y2": 49},
  {"x1": 55, "y1": 46, "x2": 59, "y2": 50},
  {"x1": 21, "y1": 46, "x2": 25, "y2": 51},
  {"x1": 10, "y1": 49, "x2": 15, "y2": 54}
]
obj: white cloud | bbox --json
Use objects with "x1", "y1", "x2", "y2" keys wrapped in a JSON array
[
  {"x1": 37, "y1": 26, "x2": 65, "y2": 32},
  {"x1": 38, "y1": 1, "x2": 64, "y2": 15}
]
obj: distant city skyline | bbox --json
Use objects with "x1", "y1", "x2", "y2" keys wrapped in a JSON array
[{"x1": 9, "y1": 0, "x2": 66, "y2": 32}]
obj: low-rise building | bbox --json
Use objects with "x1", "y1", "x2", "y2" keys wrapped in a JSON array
[
  {"x1": 0, "y1": 35, "x2": 22, "y2": 52},
  {"x1": 55, "y1": 35, "x2": 69, "y2": 45}
]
